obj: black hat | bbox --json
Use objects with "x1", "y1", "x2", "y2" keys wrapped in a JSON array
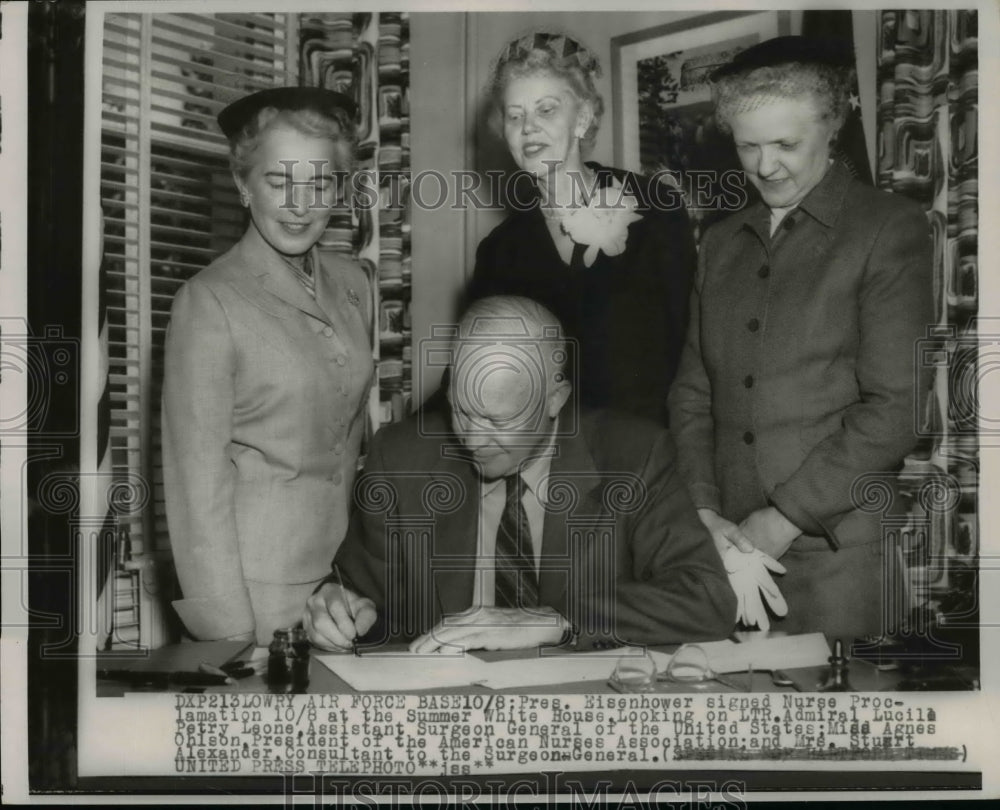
[
  {"x1": 711, "y1": 35, "x2": 853, "y2": 82},
  {"x1": 217, "y1": 86, "x2": 358, "y2": 139}
]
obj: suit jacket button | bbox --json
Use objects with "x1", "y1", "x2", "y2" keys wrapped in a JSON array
[
  {"x1": 757, "y1": 264, "x2": 770, "y2": 279},
  {"x1": 323, "y1": 326, "x2": 334, "y2": 337},
  {"x1": 747, "y1": 318, "x2": 760, "y2": 332},
  {"x1": 743, "y1": 431, "x2": 755, "y2": 445},
  {"x1": 336, "y1": 355, "x2": 347, "y2": 366},
  {"x1": 744, "y1": 374, "x2": 754, "y2": 388}
]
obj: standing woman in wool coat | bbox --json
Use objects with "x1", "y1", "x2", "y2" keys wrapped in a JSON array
[{"x1": 669, "y1": 37, "x2": 934, "y2": 641}]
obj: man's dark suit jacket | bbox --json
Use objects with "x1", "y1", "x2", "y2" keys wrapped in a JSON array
[{"x1": 327, "y1": 408, "x2": 736, "y2": 649}]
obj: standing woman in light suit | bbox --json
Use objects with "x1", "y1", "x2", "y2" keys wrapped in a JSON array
[{"x1": 162, "y1": 88, "x2": 374, "y2": 644}]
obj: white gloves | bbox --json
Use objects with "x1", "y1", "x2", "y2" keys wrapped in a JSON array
[{"x1": 722, "y1": 544, "x2": 788, "y2": 631}]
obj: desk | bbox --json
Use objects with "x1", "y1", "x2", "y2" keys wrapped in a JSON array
[
  {"x1": 89, "y1": 646, "x2": 982, "y2": 798},
  {"x1": 97, "y1": 646, "x2": 909, "y2": 696}
]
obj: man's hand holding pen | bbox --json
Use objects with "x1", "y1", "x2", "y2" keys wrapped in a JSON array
[{"x1": 303, "y1": 580, "x2": 378, "y2": 652}]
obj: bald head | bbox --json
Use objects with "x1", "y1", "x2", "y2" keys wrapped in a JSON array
[
  {"x1": 449, "y1": 296, "x2": 572, "y2": 479},
  {"x1": 459, "y1": 294, "x2": 565, "y2": 359},
  {"x1": 458, "y1": 295, "x2": 561, "y2": 334}
]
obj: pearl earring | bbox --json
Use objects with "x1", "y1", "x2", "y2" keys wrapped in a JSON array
[{"x1": 240, "y1": 190, "x2": 250, "y2": 207}]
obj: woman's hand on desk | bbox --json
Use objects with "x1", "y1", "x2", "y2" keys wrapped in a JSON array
[
  {"x1": 408, "y1": 606, "x2": 566, "y2": 654},
  {"x1": 303, "y1": 582, "x2": 377, "y2": 652}
]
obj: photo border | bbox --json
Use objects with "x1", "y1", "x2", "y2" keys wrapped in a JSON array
[{"x1": 2, "y1": 0, "x2": 998, "y2": 804}]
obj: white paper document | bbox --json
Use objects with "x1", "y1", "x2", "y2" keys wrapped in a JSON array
[
  {"x1": 318, "y1": 647, "x2": 671, "y2": 691},
  {"x1": 316, "y1": 651, "x2": 493, "y2": 691},
  {"x1": 691, "y1": 632, "x2": 832, "y2": 674}
]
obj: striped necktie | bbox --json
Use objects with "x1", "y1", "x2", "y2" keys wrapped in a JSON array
[{"x1": 494, "y1": 474, "x2": 539, "y2": 609}]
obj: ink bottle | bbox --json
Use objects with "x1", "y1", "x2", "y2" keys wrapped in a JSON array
[{"x1": 267, "y1": 627, "x2": 310, "y2": 692}]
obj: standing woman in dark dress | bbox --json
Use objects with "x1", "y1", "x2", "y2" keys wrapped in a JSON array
[{"x1": 467, "y1": 32, "x2": 697, "y2": 425}]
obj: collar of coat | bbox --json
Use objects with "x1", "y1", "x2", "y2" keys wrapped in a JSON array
[
  {"x1": 738, "y1": 159, "x2": 853, "y2": 243},
  {"x1": 227, "y1": 224, "x2": 346, "y2": 326}
]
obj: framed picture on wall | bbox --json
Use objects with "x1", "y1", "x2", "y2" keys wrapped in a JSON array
[{"x1": 611, "y1": 11, "x2": 791, "y2": 240}]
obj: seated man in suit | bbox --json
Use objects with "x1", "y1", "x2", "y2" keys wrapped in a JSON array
[{"x1": 304, "y1": 295, "x2": 737, "y2": 652}]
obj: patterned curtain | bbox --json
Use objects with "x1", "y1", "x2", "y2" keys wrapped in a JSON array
[
  {"x1": 877, "y1": 10, "x2": 978, "y2": 640},
  {"x1": 298, "y1": 12, "x2": 413, "y2": 438},
  {"x1": 801, "y1": 9, "x2": 874, "y2": 185}
]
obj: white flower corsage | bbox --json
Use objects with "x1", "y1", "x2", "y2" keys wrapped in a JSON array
[{"x1": 559, "y1": 179, "x2": 643, "y2": 267}]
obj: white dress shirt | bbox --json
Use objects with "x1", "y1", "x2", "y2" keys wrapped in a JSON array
[{"x1": 769, "y1": 204, "x2": 796, "y2": 235}]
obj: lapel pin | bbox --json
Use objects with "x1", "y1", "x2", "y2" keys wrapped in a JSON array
[{"x1": 347, "y1": 288, "x2": 360, "y2": 307}]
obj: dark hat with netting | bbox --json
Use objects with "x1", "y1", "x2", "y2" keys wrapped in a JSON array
[
  {"x1": 217, "y1": 86, "x2": 357, "y2": 139},
  {"x1": 711, "y1": 34, "x2": 854, "y2": 82}
]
